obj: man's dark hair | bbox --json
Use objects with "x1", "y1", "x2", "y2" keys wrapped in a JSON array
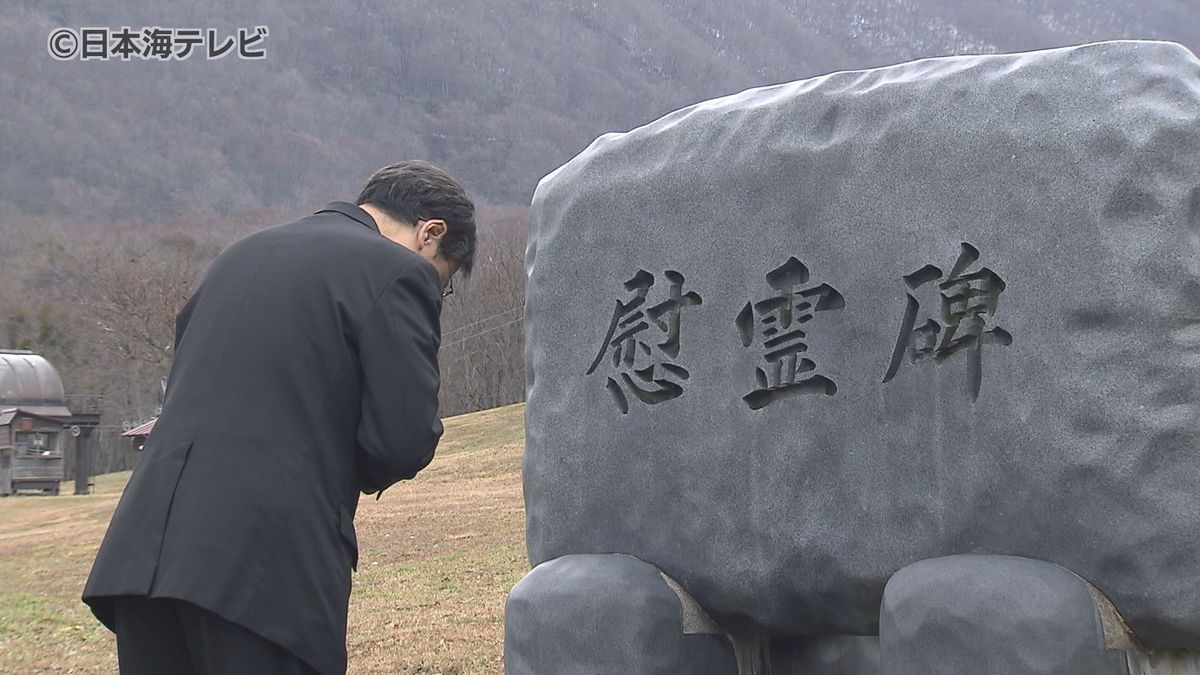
[{"x1": 356, "y1": 160, "x2": 477, "y2": 275}]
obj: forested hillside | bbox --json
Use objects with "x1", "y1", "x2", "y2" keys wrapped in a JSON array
[
  {"x1": 1, "y1": 0, "x2": 1196, "y2": 476},
  {"x1": 2, "y1": 0, "x2": 1197, "y2": 220}
]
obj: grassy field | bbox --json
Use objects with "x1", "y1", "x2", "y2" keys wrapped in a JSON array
[{"x1": 0, "y1": 402, "x2": 528, "y2": 674}]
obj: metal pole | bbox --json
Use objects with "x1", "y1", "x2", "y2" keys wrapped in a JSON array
[{"x1": 73, "y1": 427, "x2": 92, "y2": 496}]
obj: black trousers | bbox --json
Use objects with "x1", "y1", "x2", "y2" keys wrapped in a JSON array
[{"x1": 111, "y1": 596, "x2": 319, "y2": 675}]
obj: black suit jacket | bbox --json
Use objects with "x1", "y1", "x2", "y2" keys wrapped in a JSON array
[{"x1": 83, "y1": 202, "x2": 444, "y2": 674}]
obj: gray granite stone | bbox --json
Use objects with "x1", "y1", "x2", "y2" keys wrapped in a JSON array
[
  {"x1": 523, "y1": 39, "x2": 1200, "y2": 649},
  {"x1": 879, "y1": 555, "x2": 1128, "y2": 675},
  {"x1": 503, "y1": 554, "x2": 737, "y2": 675},
  {"x1": 768, "y1": 635, "x2": 881, "y2": 674}
]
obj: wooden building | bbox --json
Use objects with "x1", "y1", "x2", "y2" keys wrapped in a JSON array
[
  {"x1": 0, "y1": 408, "x2": 67, "y2": 495},
  {"x1": 0, "y1": 350, "x2": 98, "y2": 496}
]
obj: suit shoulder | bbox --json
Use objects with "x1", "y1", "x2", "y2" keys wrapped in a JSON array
[{"x1": 210, "y1": 211, "x2": 435, "y2": 293}]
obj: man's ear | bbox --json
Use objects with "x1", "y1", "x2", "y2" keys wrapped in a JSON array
[{"x1": 419, "y1": 219, "x2": 448, "y2": 246}]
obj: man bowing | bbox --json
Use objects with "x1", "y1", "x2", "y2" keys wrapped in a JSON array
[{"x1": 83, "y1": 160, "x2": 477, "y2": 674}]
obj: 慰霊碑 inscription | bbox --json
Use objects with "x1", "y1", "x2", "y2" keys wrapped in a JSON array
[
  {"x1": 883, "y1": 242, "x2": 1012, "y2": 399},
  {"x1": 586, "y1": 270, "x2": 703, "y2": 414},
  {"x1": 737, "y1": 257, "x2": 845, "y2": 410}
]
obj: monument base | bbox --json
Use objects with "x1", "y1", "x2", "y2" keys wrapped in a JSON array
[{"x1": 505, "y1": 553, "x2": 1200, "y2": 674}]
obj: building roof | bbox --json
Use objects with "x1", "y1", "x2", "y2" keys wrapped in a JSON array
[
  {"x1": 0, "y1": 351, "x2": 68, "y2": 411},
  {"x1": 0, "y1": 407, "x2": 72, "y2": 427},
  {"x1": 122, "y1": 418, "x2": 157, "y2": 438}
]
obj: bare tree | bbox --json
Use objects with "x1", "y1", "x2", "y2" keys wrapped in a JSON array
[
  {"x1": 47, "y1": 232, "x2": 212, "y2": 476},
  {"x1": 437, "y1": 206, "x2": 528, "y2": 416}
]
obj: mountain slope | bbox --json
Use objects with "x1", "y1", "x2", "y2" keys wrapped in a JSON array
[{"x1": 2, "y1": 0, "x2": 1196, "y2": 227}]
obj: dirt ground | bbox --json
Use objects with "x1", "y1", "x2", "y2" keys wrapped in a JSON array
[{"x1": 0, "y1": 403, "x2": 527, "y2": 674}]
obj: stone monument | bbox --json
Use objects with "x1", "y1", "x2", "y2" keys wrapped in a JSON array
[{"x1": 506, "y1": 40, "x2": 1200, "y2": 674}]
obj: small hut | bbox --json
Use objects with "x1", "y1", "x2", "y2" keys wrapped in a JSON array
[
  {"x1": 122, "y1": 417, "x2": 157, "y2": 450},
  {"x1": 0, "y1": 408, "x2": 68, "y2": 495},
  {"x1": 0, "y1": 350, "x2": 96, "y2": 496}
]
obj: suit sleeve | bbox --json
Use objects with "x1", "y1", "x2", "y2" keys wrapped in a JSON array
[{"x1": 354, "y1": 261, "x2": 444, "y2": 495}]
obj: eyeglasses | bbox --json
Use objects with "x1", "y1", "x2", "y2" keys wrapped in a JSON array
[{"x1": 441, "y1": 276, "x2": 454, "y2": 299}]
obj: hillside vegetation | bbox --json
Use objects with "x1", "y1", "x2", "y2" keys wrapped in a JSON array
[
  {"x1": 3, "y1": 1, "x2": 1196, "y2": 223},
  {"x1": 2, "y1": 0, "x2": 1196, "y2": 474}
]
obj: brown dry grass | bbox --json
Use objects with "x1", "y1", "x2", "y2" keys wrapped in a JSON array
[{"x1": 0, "y1": 402, "x2": 528, "y2": 674}]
